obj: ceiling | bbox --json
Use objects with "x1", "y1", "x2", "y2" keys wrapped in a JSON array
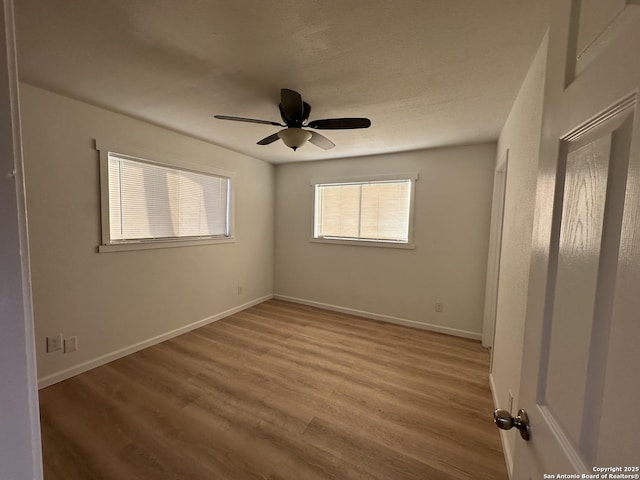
[{"x1": 14, "y1": 0, "x2": 549, "y2": 164}]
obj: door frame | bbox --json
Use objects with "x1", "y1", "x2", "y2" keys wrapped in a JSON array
[
  {"x1": 0, "y1": 0, "x2": 43, "y2": 477},
  {"x1": 483, "y1": 150, "x2": 509, "y2": 349}
]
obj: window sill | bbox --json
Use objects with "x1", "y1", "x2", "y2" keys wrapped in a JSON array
[
  {"x1": 98, "y1": 237, "x2": 235, "y2": 253},
  {"x1": 310, "y1": 238, "x2": 415, "y2": 249}
]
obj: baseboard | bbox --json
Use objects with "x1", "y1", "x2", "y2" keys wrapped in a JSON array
[
  {"x1": 38, "y1": 294, "x2": 481, "y2": 389},
  {"x1": 37, "y1": 294, "x2": 273, "y2": 389},
  {"x1": 273, "y1": 294, "x2": 482, "y2": 341},
  {"x1": 490, "y1": 372, "x2": 513, "y2": 479}
]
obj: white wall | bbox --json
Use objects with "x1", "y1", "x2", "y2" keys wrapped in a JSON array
[
  {"x1": 490, "y1": 33, "x2": 548, "y2": 473},
  {"x1": 274, "y1": 144, "x2": 495, "y2": 338},
  {"x1": 19, "y1": 84, "x2": 275, "y2": 386}
]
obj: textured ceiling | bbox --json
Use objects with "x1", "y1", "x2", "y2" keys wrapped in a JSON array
[{"x1": 14, "y1": 0, "x2": 549, "y2": 164}]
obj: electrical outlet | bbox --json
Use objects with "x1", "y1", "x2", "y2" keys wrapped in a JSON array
[
  {"x1": 237, "y1": 285, "x2": 243, "y2": 295},
  {"x1": 46, "y1": 334, "x2": 63, "y2": 353},
  {"x1": 64, "y1": 336, "x2": 78, "y2": 353},
  {"x1": 435, "y1": 302, "x2": 444, "y2": 313}
]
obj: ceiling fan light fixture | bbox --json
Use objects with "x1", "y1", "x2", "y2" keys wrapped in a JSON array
[
  {"x1": 278, "y1": 128, "x2": 312, "y2": 151},
  {"x1": 215, "y1": 89, "x2": 370, "y2": 151}
]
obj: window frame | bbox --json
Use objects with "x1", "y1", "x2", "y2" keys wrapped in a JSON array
[
  {"x1": 310, "y1": 172, "x2": 418, "y2": 249},
  {"x1": 96, "y1": 140, "x2": 236, "y2": 253}
]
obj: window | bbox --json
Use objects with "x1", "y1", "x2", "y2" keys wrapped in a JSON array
[
  {"x1": 312, "y1": 173, "x2": 417, "y2": 248},
  {"x1": 97, "y1": 142, "x2": 234, "y2": 252}
]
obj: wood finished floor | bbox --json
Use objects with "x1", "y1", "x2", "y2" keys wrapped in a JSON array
[{"x1": 39, "y1": 299, "x2": 507, "y2": 480}]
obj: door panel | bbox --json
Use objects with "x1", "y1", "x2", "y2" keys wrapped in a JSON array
[
  {"x1": 577, "y1": 0, "x2": 626, "y2": 56},
  {"x1": 574, "y1": 0, "x2": 640, "y2": 78},
  {"x1": 544, "y1": 104, "x2": 634, "y2": 465},
  {"x1": 545, "y1": 131, "x2": 611, "y2": 449},
  {"x1": 593, "y1": 110, "x2": 640, "y2": 465}
]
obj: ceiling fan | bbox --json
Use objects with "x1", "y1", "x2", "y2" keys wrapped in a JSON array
[{"x1": 214, "y1": 88, "x2": 371, "y2": 151}]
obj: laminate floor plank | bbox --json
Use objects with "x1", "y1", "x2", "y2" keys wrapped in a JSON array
[
  {"x1": 313, "y1": 387, "x2": 503, "y2": 478},
  {"x1": 39, "y1": 299, "x2": 507, "y2": 480}
]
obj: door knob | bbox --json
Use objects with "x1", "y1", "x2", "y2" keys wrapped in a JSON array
[{"x1": 493, "y1": 408, "x2": 531, "y2": 440}]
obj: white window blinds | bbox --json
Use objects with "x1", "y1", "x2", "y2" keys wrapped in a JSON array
[
  {"x1": 108, "y1": 153, "x2": 230, "y2": 242},
  {"x1": 314, "y1": 179, "x2": 411, "y2": 243}
]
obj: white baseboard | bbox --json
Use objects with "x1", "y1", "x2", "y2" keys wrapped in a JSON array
[
  {"x1": 37, "y1": 294, "x2": 273, "y2": 389},
  {"x1": 39, "y1": 294, "x2": 481, "y2": 389},
  {"x1": 490, "y1": 372, "x2": 513, "y2": 479},
  {"x1": 273, "y1": 294, "x2": 482, "y2": 341}
]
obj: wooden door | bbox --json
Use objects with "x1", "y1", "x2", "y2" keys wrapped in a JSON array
[{"x1": 512, "y1": 0, "x2": 640, "y2": 477}]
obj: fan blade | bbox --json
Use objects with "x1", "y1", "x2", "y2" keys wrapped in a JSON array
[
  {"x1": 214, "y1": 115, "x2": 283, "y2": 127},
  {"x1": 280, "y1": 89, "x2": 304, "y2": 126},
  {"x1": 257, "y1": 133, "x2": 281, "y2": 145},
  {"x1": 309, "y1": 131, "x2": 335, "y2": 150},
  {"x1": 302, "y1": 102, "x2": 311, "y2": 123},
  {"x1": 307, "y1": 118, "x2": 371, "y2": 130}
]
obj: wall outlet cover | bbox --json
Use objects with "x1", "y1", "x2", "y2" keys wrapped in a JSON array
[{"x1": 46, "y1": 334, "x2": 63, "y2": 353}]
